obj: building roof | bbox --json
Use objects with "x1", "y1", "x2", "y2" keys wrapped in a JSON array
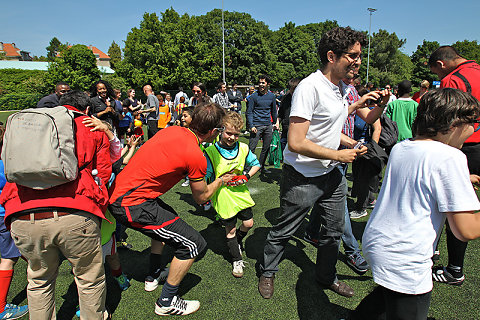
[
  {"x1": 0, "y1": 60, "x2": 115, "y2": 74},
  {"x1": 57, "y1": 45, "x2": 110, "y2": 60},
  {"x1": 1, "y1": 43, "x2": 21, "y2": 58}
]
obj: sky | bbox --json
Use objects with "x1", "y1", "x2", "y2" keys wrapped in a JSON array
[{"x1": 1, "y1": 0, "x2": 479, "y2": 58}]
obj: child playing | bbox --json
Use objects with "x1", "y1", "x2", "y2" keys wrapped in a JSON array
[
  {"x1": 204, "y1": 112, "x2": 260, "y2": 277},
  {"x1": 351, "y1": 88, "x2": 480, "y2": 320}
]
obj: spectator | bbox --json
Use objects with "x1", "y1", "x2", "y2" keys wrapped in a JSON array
[
  {"x1": 140, "y1": 85, "x2": 160, "y2": 139},
  {"x1": 276, "y1": 77, "x2": 301, "y2": 152},
  {"x1": 385, "y1": 80, "x2": 418, "y2": 142},
  {"x1": 123, "y1": 89, "x2": 142, "y2": 113},
  {"x1": 412, "y1": 80, "x2": 430, "y2": 103},
  {"x1": 213, "y1": 82, "x2": 234, "y2": 110},
  {"x1": 36, "y1": 81, "x2": 70, "y2": 108},
  {"x1": 188, "y1": 82, "x2": 212, "y2": 107},
  {"x1": 227, "y1": 82, "x2": 243, "y2": 113},
  {"x1": 90, "y1": 80, "x2": 118, "y2": 128},
  {"x1": 174, "y1": 86, "x2": 189, "y2": 107}
]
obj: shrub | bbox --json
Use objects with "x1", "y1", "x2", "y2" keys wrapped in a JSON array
[{"x1": 0, "y1": 93, "x2": 44, "y2": 111}]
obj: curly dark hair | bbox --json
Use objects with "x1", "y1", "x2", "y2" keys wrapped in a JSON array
[
  {"x1": 318, "y1": 27, "x2": 367, "y2": 65},
  {"x1": 413, "y1": 88, "x2": 480, "y2": 137},
  {"x1": 90, "y1": 80, "x2": 116, "y2": 101}
]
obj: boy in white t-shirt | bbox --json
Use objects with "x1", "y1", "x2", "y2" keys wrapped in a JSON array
[{"x1": 351, "y1": 88, "x2": 480, "y2": 320}]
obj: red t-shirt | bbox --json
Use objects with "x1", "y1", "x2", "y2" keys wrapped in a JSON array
[
  {"x1": 109, "y1": 126, "x2": 206, "y2": 207},
  {"x1": 440, "y1": 60, "x2": 480, "y2": 143}
]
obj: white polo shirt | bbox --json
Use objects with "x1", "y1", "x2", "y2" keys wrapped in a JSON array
[{"x1": 283, "y1": 70, "x2": 348, "y2": 177}]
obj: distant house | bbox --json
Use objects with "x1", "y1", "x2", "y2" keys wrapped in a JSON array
[
  {"x1": 0, "y1": 60, "x2": 115, "y2": 74},
  {"x1": 0, "y1": 42, "x2": 32, "y2": 61},
  {"x1": 58, "y1": 45, "x2": 111, "y2": 68}
]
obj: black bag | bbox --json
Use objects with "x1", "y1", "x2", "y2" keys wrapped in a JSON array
[{"x1": 377, "y1": 114, "x2": 399, "y2": 148}]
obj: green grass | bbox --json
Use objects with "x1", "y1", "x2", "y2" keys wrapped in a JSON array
[{"x1": 4, "y1": 122, "x2": 480, "y2": 320}]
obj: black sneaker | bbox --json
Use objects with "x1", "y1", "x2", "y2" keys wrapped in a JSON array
[
  {"x1": 432, "y1": 266, "x2": 464, "y2": 285},
  {"x1": 346, "y1": 253, "x2": 369, "y2": 275},
  {"x1": 303, "y1": 233, "x2": 319, "y2": 248}
]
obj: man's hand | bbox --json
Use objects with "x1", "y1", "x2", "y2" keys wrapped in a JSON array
[
  {"x1": 336, "y1": 146, "x2": 367, "y2": 163},
  {"x1": 250, "y1": 127, "x2": 257, "y2": 134},
  {"x1": 471, "y1": 174, "x2": 480, "y2": 190}
]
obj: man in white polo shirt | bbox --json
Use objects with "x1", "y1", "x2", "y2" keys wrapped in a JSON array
[{"x1": 258, "y1": 26, "x2": 368, "y2": 299}]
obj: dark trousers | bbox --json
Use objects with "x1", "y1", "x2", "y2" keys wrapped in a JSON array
[
  {"x1": 352, "y1": 286, "x2": 431, "y2": 320},
  {"x1": 147, "y1": 120, "x2": 159, "y2": 139},
  {"x1": 351, "y1": 157, "x2": 380, "y2": 210},
  {"x1": 248, "y1": 124, "x2": 273, "y2": 169},
  {"x1": 261, "y1": 164, "x2": 346, "y2": 285}
]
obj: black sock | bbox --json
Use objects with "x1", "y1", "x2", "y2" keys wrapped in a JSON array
[
  {"x1": 158, "y1": 281, "x2": 179, "y2": 307},
  {"x1": 446, "y1": 226, "x2": 466, "y2": 276},
  {"x1": 149, "y1": 253, "x2": 163, "y2": 278},
  {"x1": 226, "y1": 236, "x2": 242, "y2": 262},
  {"x1": 237, "y1": 229, "x2": 248, "y2": 245}
]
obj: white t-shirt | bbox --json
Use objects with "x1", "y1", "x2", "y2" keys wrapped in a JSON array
[
  {"x1": 283, "y1": 70, "x2": 348, "y2": 177},
  {"x1": 363, "y1": 139, "x2": 480, "y2": 295}
]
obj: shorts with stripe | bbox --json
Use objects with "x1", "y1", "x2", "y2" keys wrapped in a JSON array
[{"x1": 109, "y1": 198, "x2": 207, "y2": 260}]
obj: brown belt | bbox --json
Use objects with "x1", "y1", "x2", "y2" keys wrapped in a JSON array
[{"x1": 15, "y1": 211, "x2": 71, "y2": 221}]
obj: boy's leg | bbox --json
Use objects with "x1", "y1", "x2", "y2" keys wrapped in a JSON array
[
  {"x1": 237, "y1": 208, "x2": 254, "y2": 250},
  {"x1": 384, "y1": 287, "x2": 432, "y2": 320},
  {"x1": 224, "y1": 220, "x2": 242, "y2": 262}
]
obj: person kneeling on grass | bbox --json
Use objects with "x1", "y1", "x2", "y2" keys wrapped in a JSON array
[
  {"x1": 204, "y1": 112, "x2": 260, "y2": 278},
  {"x1": 350, "y1": 88, "x2": 480, "y2": 320}
]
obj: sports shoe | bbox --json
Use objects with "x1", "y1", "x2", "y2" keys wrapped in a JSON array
[
  {"x1": 117, "y1": 240, "x2": 133, "y2": 249},
  {"x1": 1, "y1": 304, "x2": 28, "y2": 320},
  {"x1": 181, "y1": 179, "x2": 190, "y2": 187},
  {"x1": 202, "y1": 201, "x2": 212, "y2": 211},
  {"x1": 232, "y1": 260, "x2": 245, "y2": 278},
  {"x1": 432, "y1": 266, "x2": 465, "y2": 286},
  {"x1": 432, "y1": 250, "x2": 440, "y2": 262},
  {"x1": 367, "y1": 199, "x2": 376, "y2": 209},
  {"x1": 155, "y1": 296, "x2": 200, "y2": 316},
  {"x1": 145, "y1": 267, "x2": 170, "y2": 292},
  {"x1": 303, "y1": 233, "x2": 319, "y2": 248},
  {"x1": 115, "y1": 273, "x2": 131, "y2": 291},
  {"x1": 261, "y1": 168, "x2": 271, "y2": 174},
  {"x1": 349, "y1": 209, "x2": 368, "y2": 219},
  {"x1": 346, "y1": 253, "x2": 369, "y2": 275}
]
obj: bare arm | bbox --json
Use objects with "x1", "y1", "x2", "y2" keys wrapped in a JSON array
[
  {"x1": 189, "y1": 174, "x2": 234, "y2": 204},
  {"x1": 288, "y1": 116, "x2": 366, "y2": 163},
  {"x1": 447, "y1": 211, "x2": 480, "y2": 242},
  {"x1": 371, "y1": 119, "x2": 382, "y2": 143},
  {"x1": 340, "y1": 133, "x2": 356, "y2": 148}
]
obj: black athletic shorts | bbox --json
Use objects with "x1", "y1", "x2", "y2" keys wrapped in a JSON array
[
  {"x1": 219, "y1": 207, "x2": 253, "y2": 228},
  {"x1": 109, "y1": 198, "x2": 207, "y2": 260}
]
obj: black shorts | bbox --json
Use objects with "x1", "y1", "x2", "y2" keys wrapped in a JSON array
[
  {"x1": 219, "y1": 207, "x2": 253, "y2": 228},
  {"x1": 109, "y1": 198, "x2": 207, "y2": 260}
]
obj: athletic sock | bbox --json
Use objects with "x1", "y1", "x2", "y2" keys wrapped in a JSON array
[
  {"x1": 0, "y1": 269, "x2": 14, "y2": 313},
  {"x1": 446, "y1": 227, "x2": 466, "y2": 276},
  {"x1": 157, "y1": 281, "x2": 179, "y2": 307},
  {"x1": 236, "y1": 229, "x2": 248, "y2": 245},
  {"x1": 226, "y1": 236, "x2": 242, "y2": 262},
  {"x1": 149, "y1": 253, "x2": 164, "y2": 279}
]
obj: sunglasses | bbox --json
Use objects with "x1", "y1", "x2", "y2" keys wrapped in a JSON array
[{"x1": 343, "y1": 52, "x2": 362, "y2": 63}]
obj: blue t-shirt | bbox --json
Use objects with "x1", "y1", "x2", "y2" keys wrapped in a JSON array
[
  {"x1": 119, "y1": 111, "x2": 133, "y2": 128},
  {"x1": 205, "y1": 142, "x2": 260, "y2": 180}
]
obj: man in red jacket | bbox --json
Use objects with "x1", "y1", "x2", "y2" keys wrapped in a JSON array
[
  {"x1": 0, "y1": 90, "x2": 111, "y2": 320},
  {"x1": 429, "y1": 45, "x2": 480, "y2": 286}
]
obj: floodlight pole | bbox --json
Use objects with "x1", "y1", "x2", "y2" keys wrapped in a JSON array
[
  {"x1": 366, "y1": 8, "x2": 377, "y2": 85},
  {"x1": 222, "y1": 0, "x2": 226, "y2": 83}
]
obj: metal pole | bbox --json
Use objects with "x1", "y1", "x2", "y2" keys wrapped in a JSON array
[
  {"x1": 366, "y1": 8, "x2": 376, "y2": 85},
  {"x1": 222, "y1": 0, "x2": 226, "y2": 83}
]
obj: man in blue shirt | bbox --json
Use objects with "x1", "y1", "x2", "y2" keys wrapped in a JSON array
[{"x1": 246, "y1": 75, "x2": 278, "y2": 173}]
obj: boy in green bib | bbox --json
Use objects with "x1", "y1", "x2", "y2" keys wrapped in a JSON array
[{"x1": 205, "y1": 112, "x2": 260, "y2": 277}]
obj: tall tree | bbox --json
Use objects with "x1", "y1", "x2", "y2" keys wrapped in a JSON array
[
  {"x1": 453, "y1": 40, "x2": 480, "y2": 62},
  {"x1": 411, "y1": 40, "x2": 440, "y2": 86},
  {"x1": 45, "y1": 44, "x2": 100, "y2": 91},
  {"x1": 46, "y1": 37, "x2": 62, "y2": 61},
  {"x1": 108, "y1": 41, "x2": 122, "y2": 69}
]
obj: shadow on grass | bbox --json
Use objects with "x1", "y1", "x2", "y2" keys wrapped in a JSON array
[
  {"x1": 258, "y1": 167, "x2": 282, "y2": 184},
  {"x1": 199, "y1": 221, "x2": 231, "y2": 263},
  {"x1": 176, "y1": 191, "x2": 197, "y2": 208},
  {"x1": 10, "y1": 284, "x2": 27, "y2": 308}
]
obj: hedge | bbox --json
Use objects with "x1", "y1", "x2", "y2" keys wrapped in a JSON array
[{"x1": 0, "y1": 93, "x2": 44, "y2": 111}]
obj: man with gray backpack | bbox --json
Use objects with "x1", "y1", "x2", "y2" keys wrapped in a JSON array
[{"x1": 0, "y1": 90, "x2": 111, "y2": 320}]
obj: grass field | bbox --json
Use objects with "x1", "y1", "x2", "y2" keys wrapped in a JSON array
[{"x1": 2, "y1": 109, "x2": 480, "y2": 319}]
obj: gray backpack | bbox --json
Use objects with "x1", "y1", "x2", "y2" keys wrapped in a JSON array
[{"x1": 2, "y1": 106, "x2": 80, "y2": 190}]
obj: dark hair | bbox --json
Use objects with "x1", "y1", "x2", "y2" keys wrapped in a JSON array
[
  {"x1": 59, "y1": 90, "x2": 90, "y2": 111},
  {"x1": 288, "y1": 77, "x2": 302, "y2": 92},
  {"x1": 428, "y1": 46, "x2": 461, "y2": 67},
  {"x1": 318, "y1": 26, "x2": 367, "y2": 65},
  {"x1": 55, "y1": 81, "x2": 70, "y2": 88},
  {"x1": 192, "y1": 82, "x2": 206, "y2": 95},
  {"x1": 179, "y1": 96, "x2": 185, "y2": 103},
  {"x1": 189, "y1": 103, "x2": 226, "y2": 135},
  {"x1": 90, "y1": 80, "x2": 116, "y2": 100},
  {"x1": 217, "y1": 82, "x2": 225, "y2": 90},
  {"x1": 397, "y1": 80, "x2": 412, "y2": 97},
  {"x1": 259, "y1": 74, "x2": 271, "y2": 84},
  {"x1": 413, "y1": 88, "x2": 480, "y2": 137},
  {"x1": 127, "y1": 88, "x2": 135, "y2": 95},
  {"x1": 182, "y1": 106, "x2": 195, "y2": 116},
  {"x1": 178, "y1": 86, "x2": 184, "y2": 91}
]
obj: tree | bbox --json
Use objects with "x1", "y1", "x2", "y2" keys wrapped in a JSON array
[
  {"x1": 46, "y1": 37, "x2": 62, "y2": 61},
  {"x1": 453, "y1": 40, "x2": 480, "y2": 62},
  {"x1": 45, "y1": 44, "x2": 100, "y2": 91},
  {"x1": 411, "y1": 40, "x2": 440, "y2": 86},
  {"x1": 108, "y1": 41, "x2": 122, "y2": 69}
]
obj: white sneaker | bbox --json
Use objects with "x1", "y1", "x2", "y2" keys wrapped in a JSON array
[
  {"x1": 155, "y1": 296, "x2": 200, "y2": 316},
  {"x1": 350, "y1": 209, "x2": 368, "y2": 219},
  {"x1": 232, "y1": 260, "x2": 245, "y2": 278},
  {"x1": 181, "y1": 180, "x2": 190, "y2": 187},
  {"x1": 145, "y1": 268, "x2": 170, "y2": 292}
]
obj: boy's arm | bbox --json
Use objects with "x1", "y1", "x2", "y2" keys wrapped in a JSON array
[
  {"x1": 190, "y1": 174, "x2": 234, "y2": 204},
  {"x1": 447, "y1": 211, "x2": 480, "y2": 242}
]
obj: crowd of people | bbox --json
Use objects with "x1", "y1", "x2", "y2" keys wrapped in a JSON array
[{"x1": 1, "y1": 26, "x2": 480, "y2": 320}]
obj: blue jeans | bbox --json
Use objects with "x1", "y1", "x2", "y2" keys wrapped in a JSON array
[
  {"x1": 306, "y1": 164, "x2": 361, "y2": 256},
  {"x1": 248, "y1": 124, "x2": 273, "y2": 169},
  {"x1": 262, "y1": 164, "x2": 346, "y2": 285}
]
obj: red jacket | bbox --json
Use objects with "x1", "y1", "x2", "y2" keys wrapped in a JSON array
[
  {"x1": 441, "y1": 60, "x2": 480, "y2": 143},
  {"x1": 0, "y1": 105, "x2": 112, "y2": 226}
]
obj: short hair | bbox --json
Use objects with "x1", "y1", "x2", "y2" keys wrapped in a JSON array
[
  {"x1": 179, "y1": 96, "x2": 185, "y2": 103},
  {"x1": 223, "y1": 111, "x2": 243, "y2": 131},
  {"x1": 420, "y1": 80, "x2": 430, "y2": 89},
  {"x1": 397, "y1": 80, "x2": 412, "y2": 97},
  {"x1": 182, "y1": 106, "x2": 195, "y2": 116},
  {"x1": 55, "y1": 81, "x2": 70, "y2": 89},
  {"x1": 288, "y1": 77, "x2": 302, "y2": 92},
  {"x1": 156, "y1": 94, "x2": 164, "y2": 103},
  {"x1": 114, "y1": 89, "x2": 121, "y2": 95},
  {"x1": 428, "y1": 46, "x2": 461, "y2": 67},
  {"x1": 127, "y1": 88, "x2": 135, "y2": 95},
  {"x1": 59, "y1": 90, "x2": 90, "y2": 111},
  {"x1": 189, "y1": 103, "x2": 226, "y2": 135},
  {"x1": 259, "y1": 74, "x2": 271, "y2": 84},
  {"x1": 413, "y1": 88, "x2": 480, "y2": 137},
  {"x1": 90, "y1": 80, "x2": 116, "y2": 100},
  {"x1": 217, "y1": 82, "x2": 225, "y2": 90},
  {"x1": 318, "y1": 26, "x2": 367, "y2": 65}
]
